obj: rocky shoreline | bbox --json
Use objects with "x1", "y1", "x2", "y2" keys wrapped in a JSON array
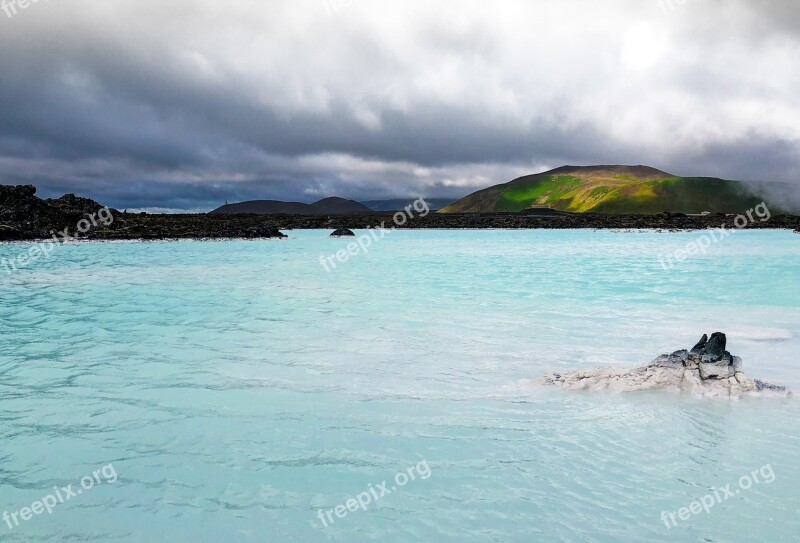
[
  {"x1": 541, "y1": 333, "x2": 792, "y2": 399},
  {"x1": 2, "y1": 185, "x2": 800, "y2": 241}
]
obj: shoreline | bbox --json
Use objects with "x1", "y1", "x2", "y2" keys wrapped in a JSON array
[
  {"x1": 3, "y1": 209, "x2": 800, "y2": 242},
  {"x1": 1, "y1": 225, "x2": 800, "y2": 246}
]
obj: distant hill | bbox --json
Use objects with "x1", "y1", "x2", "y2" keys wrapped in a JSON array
[
  {"x1": 360, "y1": 198, "x2": 456, "y2": 212},
  {"x1": 440, "y1": 165, "x2": 771, "y2": 214},
  {"x1": 310, "y1": 197, "x2": 372, "y2": 214},
  {"x1": 212, "y1": 197, "x2": 458, "y2": 214},
  {"x1": 210, "y1": 197, "x2": 371, "y2": 215}
]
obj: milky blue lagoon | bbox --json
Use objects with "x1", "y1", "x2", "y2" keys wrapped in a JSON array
[{"x1": 1, "y1": 230, "x2": 799, "y2": 542}]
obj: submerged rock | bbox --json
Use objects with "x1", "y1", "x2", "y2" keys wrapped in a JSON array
[
  {"x1": 541, "y1": 333, "x2": 792, "y2": 399},
  {"x1": 330, "y1": 228, "x2": 356, "y2": 237},
  {"x1": 250, "y1": 226, "x2": 288, "y2": 239}
]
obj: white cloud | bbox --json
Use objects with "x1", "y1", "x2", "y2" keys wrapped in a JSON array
[{"x1": 0, "y1": 0, "x2": 798, "y2": 208}]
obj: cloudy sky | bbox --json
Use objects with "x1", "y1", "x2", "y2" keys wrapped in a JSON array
[{"x1": 0, "y1": 0, "x2": 798, "y2": 211}]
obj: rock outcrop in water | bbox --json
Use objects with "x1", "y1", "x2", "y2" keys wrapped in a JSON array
[
  {"x1": 541, "y1": 333, "x2": 792, "y2": 398},
  {"x1": 330, "y1": 228, "x2": 356, "y2": 237},
  {"x1": 0, "y1": 184, "x2": 110, "y2": 240},
  {"x1": 244, "y1": 226, "x2": 288, "y2": 239}
]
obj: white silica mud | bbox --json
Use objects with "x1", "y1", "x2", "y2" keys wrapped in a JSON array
[{"x1": 541, "y1": 332, "x2": 792, "y2": 399}]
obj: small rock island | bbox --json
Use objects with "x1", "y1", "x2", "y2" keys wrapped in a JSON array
[{"x1": 541, "y1": 333, "x2": 792, "y2": 398}]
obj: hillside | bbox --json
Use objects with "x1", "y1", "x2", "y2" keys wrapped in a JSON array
[
  {"x1": 210, "y1": 197, "x2": 371, "y2": 215},
  {"x1": 439, "y1": 165, "x2": 769, "y2": 214},
  {"x1": 360, "y1": 198, "x2": 456, "y2": 212}
]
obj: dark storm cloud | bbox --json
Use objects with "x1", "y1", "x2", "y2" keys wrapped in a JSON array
[
  {"x1": 751, "y1": 0, "x2": 800, "y2": 35},
  {"x1": 0, "y1": 0, "x2": 798, "y2": 210}
]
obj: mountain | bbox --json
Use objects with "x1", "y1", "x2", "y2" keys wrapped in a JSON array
[
  {"x1": 210, "y1": 197, "x2": 371, "y2": 215},
  {"x1": 439, "y1": 165, "x2": 770, "y2": 214},
  {"x1": 211, "y1": 197, "x2": 458, "y2": 214},
  {"x1": 309, "y1": 197, "x2": 372, "y2": 214},
  {"x1": 360, "y1": 198, "x2": 456, "y2": 212}
]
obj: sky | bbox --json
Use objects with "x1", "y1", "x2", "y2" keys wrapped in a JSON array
[{"x1": 0, "y1": 0, "x2": 798, "y2": 211}]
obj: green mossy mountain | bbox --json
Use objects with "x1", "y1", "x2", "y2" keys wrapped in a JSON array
[{"x1": 440, "y1": 165, "x2": 770, "y2": 214}]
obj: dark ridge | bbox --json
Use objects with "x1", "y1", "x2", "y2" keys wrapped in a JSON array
[
  {"x1": 545, "y1": 165, "x2": 676, "y2": 178},
  {"x1": 309, "y1": 198, "x2": 372, "y2": 214},
  {"x1": 211, "y1": 197, "x2": 371, "y2": 215}
]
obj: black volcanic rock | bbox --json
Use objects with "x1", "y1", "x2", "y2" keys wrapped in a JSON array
[
  {"x1": 0, "y1": 224, "x2": 22, "y2": 241},
  {"x1": 46, "y1": 193, "x2": 106, "y2": 216},
  {"x1": 755, "y1": 380, "x2": 790, "y2": 393},
  {"x1": 687, "y1": 332, "x2": 734, "y2": 380},
  {"x1": 330, "y1": 228, "x2": 356, "y2": 237},
  {"x1": 0, "y1": 185, "x2": 68, "y2": 238},
  {"x1": 705, "y1": 333, "x2": 727, "y2": 358},
  {"x1": 0, "y1": 185, "x2": 43, "y2": 218},
  {"x1": 247, "y1": 226, "x2": 288, "y2": 239},
  {"x1": 519, "y1": 208, "x2": 573, "y2": 217},
  {"x1": 0, "y1": 184, "x2": 37, "y2": 203},
  {"x1": 690, "y1": 334, "x2": 709, "y2": 355},
  {"x1": 261, "y1": 226, "x2": 289, "y2": 239}
]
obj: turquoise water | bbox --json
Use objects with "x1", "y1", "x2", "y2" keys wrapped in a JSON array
[{"x1": 1, "y1": 230, "x2": 799, "y2": 542}]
